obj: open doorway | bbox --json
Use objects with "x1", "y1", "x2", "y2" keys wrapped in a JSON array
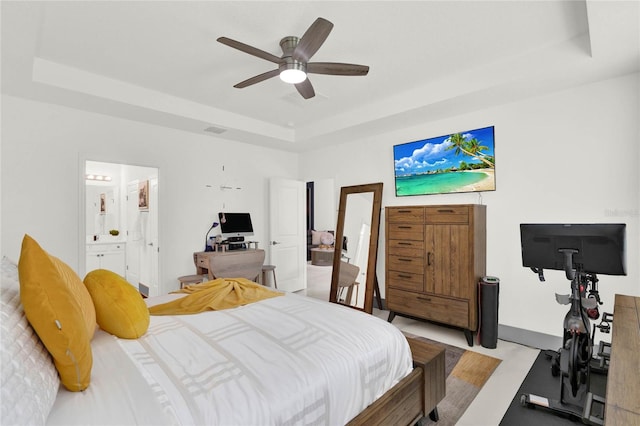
[{"x1": 84, "y1": 161, "x2": 159, "y2": 296}]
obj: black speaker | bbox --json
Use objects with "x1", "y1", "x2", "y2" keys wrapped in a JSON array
[{"x1": 479, "y1": 276, "x2": 500, "y2": 349}]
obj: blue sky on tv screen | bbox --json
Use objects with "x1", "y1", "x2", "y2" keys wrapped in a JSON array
[{"x1": 394, "y1": 126, "x2": 495, "y2": 176}]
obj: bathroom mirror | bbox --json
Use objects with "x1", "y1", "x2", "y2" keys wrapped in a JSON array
[
  {"x1": 86, "y1": 184, "x2": 120, "y2": 236},
  {"x1": 329, "y1": 183, "x2": 383, "y2": 314}
]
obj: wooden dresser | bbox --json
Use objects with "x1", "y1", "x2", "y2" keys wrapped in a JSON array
[
  {"x1": 605, "y1": 294, "x2": 640, "y2": 425},
  {"x1": 385, "y1": 204, "x2": 486, "y2": 346}
]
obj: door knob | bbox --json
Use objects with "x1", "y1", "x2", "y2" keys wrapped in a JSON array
[
  {"x1": 148, "y1": 242, "x2": 154, "y2": 246},
  {"x1": 271, "y1": 241, "x2": 281, "y2": 245}
]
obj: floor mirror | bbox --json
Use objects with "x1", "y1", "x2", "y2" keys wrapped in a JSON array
[{"x1": 329, "y1": 182, "x2": 383, "y2": 314}]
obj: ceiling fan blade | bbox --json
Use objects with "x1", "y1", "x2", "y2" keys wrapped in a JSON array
[
  {"x1": 307, "y1": 62, "x2": 370, "y2": 76},
  {"x1": 234, "y1": 69, "x2": 280, "y2": 88},
  {"x1": 217, "y1": 37, "x2": 282, "y2": 64},
  {"x1": 293, "y1": 18, "x2": 333, "y2": 62},
  {"x1": 295, "y1": 79, "x2": 315, "y2": 99}
]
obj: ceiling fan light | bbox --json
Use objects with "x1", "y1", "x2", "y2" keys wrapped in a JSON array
[{"x1": 280, "y1": 68, "x2": 306, "y2": 84}]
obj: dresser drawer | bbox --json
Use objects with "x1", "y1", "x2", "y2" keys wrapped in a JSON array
[
  {"x1": 425, "y1": 206, "x2": 469, "y2": 224},
  {"x1": 388, "y1": 254, "x2": 424, "y2": 275},
  {"x1": 387, "y1": 271, "x2": 424, "y2": 292},
  {"x1": 86, "y1": 243, "x2": 125, "y2": 253},
  {"x1": 387, "y1": 290, "x2": 469, "y2": 329},
  {"x1": 388, "y1": 239, "x2": 424, "y2": 257},
  {"x1": 388, "y1": 223, "x2": 424, "y2": 241},
  {"x1": 387, "y1": 207, "x2": 424, "y2": 223}
]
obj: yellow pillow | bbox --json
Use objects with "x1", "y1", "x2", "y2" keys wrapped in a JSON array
[
  {"x1": 18, "y1": 235, "x2": 92, "y2": 392},
  {"x1": 84, "y1": 269, "x2": 150, "y2": 339},
  {"x1": 50, "y1": 255, "x2": 97, "y2": 339}
]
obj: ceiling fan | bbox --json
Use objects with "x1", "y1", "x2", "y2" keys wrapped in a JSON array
[{"x1": 217, "y1": 17, "x2": 369, "y2": 99}]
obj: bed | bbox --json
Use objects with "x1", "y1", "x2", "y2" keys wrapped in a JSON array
[{"x1": 1, "y1": 251, "x2": 444, "y2": 425}]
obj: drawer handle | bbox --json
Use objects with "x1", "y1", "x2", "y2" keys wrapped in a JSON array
[
  {"x1": 398, "y1": 258, "x2": 412, "y2": 262},
  {"x1": 398, "y1": 226, "x2": 413, "y2": 229},
  {"x1": 398, "y1": 210, "x2": 413, "y2": 213},
  {"x1": 417, "y1": 296, "x2": 432, "y2": 302},
  {"x1": 437, "y1": 209, "x2": 455, "y2": 213},
  {"x1": 397, "y1": 242, "x2": 413, "y2": 246},
  {"x1": 398, "y1": 274, "x2": 412, "y2": 279},
  {"x1": 427, "y1": 252, "x2": 433, "y2": 266}
]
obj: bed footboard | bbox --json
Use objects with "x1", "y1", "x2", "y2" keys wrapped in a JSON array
[{"x1": 347, "y1": 336, "x2": 446, "y2": 425}]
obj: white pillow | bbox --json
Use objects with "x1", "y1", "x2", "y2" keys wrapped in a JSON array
[
  {"x1": 1, "y1": 256, "x2": 60, "y2": 425},
  {"x1": 320, "y1": 232, "x2": 335, "y2": 246},
  {"x1": 311, "y1": 230, "x2": 322, "y2": 245}
]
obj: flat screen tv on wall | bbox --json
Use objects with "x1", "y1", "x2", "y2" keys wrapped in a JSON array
[{"x1": 394, "y1": 125, "x2": 496, "y2": 197}]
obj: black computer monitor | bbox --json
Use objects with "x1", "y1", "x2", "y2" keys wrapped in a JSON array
[
  {"x1": 520, "y1": 223, "x2": 626, "y2": 276},
  {"x1": 218, "y1": 212, "x2": 254, "y2": 241}
]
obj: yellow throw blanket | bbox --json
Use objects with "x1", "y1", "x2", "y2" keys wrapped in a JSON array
[{"x1": 149, "y1": 277, "x2": 282, "y2": 316}]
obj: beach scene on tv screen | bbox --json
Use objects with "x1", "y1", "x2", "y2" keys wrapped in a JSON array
[{"x1": 394, "y1": 126, "x2": 495, "y2": 196}]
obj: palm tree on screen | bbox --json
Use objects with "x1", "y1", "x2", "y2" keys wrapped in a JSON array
[{"x1": 445, "y1": 133, "x2": 494, "y2": 168}]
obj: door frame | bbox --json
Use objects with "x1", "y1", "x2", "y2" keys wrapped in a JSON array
[
  {"x1": 306, "y1": 181, "x2": 314, "y2": 261},
  {"x1": 79, "y1": 155, "x2": 162, "y2": 293}
]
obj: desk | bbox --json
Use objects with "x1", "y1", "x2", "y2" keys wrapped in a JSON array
[
  {"x1": 605, "y1": 294, "x2": 640, "y2": 425},
  {"x1": 194, "y1": 249, "x2": 265, "y2": 282}
]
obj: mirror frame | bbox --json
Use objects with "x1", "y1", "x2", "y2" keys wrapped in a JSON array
[{"x1": 329, "y1": 182, "x2": 383, "y2": 314}]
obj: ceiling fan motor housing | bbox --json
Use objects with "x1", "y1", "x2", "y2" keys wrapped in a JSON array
[
  {"x1": 279, "y1": 36, "x2": 307, "y2": 78},
  {"x1": 280, "y1": 36, "x2": 299, "y2": 55}
]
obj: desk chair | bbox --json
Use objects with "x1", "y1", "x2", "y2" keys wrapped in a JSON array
[
  {"x1": 207, "y1": 250, "x2": 265, "y2": 283},
  {"x1": 337, "y1": 261, "x2": 360, "y2": 306},
  {"x1": 260, "y1": 264, "x2": 278, "y2": 289},
  {"x1": 178, "y1": 274, "x2": 207, "y2": 289}
]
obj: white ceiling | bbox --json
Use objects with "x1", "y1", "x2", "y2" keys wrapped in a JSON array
[{"x1": 2, "y1": 1, "x2": 638, "y2": 152}]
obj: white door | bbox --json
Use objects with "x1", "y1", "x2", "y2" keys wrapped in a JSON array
[
  {"x1": 269, "y1": 178, "x2": 306, "y2": 292},
  {"x1": 126, "y1": 178, "x2": 159, "y2": 296},
  {"x1": 101, "y1": 250, "x2": 126, "y2": 277},
  {"x1": 147, "y1": 178, "x2": 159, "y2": 294},
  {"x1": 86, "y1": 253, "x2": 101, "y2": 273}
]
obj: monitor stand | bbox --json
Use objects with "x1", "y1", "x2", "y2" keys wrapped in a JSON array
[{"x1": 226, "y1": 236, "x2": 245, "y2": 251}]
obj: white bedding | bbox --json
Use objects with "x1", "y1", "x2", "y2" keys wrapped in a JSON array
[{"x1": 47, "y1": 293, "x2": 412, "y2": 425}]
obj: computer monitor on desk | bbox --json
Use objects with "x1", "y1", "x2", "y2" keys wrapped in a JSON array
[{"x1": 219, "y1": 212, "x2": 254, "y2": 242}]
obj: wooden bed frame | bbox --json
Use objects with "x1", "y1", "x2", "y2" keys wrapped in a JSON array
[{"x1": 348, "y1": 336, "x2": 446, "y2": 425}]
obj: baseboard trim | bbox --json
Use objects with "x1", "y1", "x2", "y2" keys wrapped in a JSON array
[
  {"x1": 379, "y1": 297, "x2": 563, "y2": 350},
  {"x1": 498, "y1": 324, "x2": 562, "y2": 350}
]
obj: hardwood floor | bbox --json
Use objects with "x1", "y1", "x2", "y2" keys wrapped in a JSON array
[{"x1": 300, "y1": 262, "x2": 539, "y2": 425}]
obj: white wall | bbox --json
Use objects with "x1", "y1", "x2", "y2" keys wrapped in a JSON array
[
  {"x1": 1, "y1": 95, "x2": 299, "y2": 295},
  {"x1": 299, "y1": 73, "x2": 640, "y2": 339}
]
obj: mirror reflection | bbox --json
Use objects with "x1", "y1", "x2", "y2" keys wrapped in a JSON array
[
  {"x1": 335, "y1": 192, "x2": 373, "y2": 308},
  {"x1": 86, "y1": 185, "x2": 120, "y2": 236},
  {"x1": 330, "y1": 183, "x2": 383, "y2": 314}
]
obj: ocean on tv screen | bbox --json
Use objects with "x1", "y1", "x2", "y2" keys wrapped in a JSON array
[{"x1": 395, "y1": 170, "x2": 493, "y2": 196}]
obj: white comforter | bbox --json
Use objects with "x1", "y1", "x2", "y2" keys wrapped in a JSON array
[{"x1": 48, "y1": 293, "x2": 412, "y2": 425}]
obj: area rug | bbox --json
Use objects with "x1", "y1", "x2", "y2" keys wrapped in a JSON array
[{"x1": 405, "y1": 334, "x2": 502, "y2": 426}]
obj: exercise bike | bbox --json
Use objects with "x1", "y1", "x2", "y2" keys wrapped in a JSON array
[{"x1": 518, "y1": 223, "x2": 627, "y2": 425}]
